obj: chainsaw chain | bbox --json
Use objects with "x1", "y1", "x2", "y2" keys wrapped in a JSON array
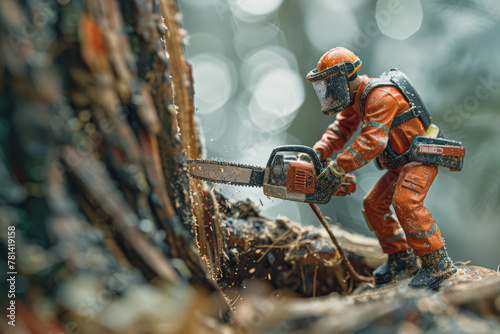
[{"x1": 186, "y1": 159, "x2": 264, "y2": 188}]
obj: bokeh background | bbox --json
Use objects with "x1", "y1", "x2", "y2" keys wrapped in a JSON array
[{"x1": 178, "y1": 0, "x2": 500, "y2": 268}]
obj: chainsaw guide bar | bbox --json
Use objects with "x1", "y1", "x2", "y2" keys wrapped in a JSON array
[{"x1": 187, "y1": 159, "x2": 265, "y2": 188}]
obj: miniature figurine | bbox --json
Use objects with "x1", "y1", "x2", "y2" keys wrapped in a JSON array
[{"x1": 306, "y1": 47, "x2": 465, "y2": 289}]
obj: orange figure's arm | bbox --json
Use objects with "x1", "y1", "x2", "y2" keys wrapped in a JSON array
[
  {"x1": 313, "y1": 107, "x2": 362, "y2": 160},
  {"x1": 337, "y1": 88, "x2": 399, "y2": 173}
]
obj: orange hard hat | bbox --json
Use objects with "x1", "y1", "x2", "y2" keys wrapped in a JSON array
[
  {"x1": 306, "y1": 47, "x2": 362, "y2": 115},
  {"x1": 317, "y1": 47, "x2": 362, "y2": 79}
]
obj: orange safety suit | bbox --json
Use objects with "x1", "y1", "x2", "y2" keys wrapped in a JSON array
[{"x1": 313, "y1": 75, "x2": 444, "y2": 257}]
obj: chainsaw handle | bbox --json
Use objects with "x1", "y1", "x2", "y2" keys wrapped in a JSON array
[{"x1": 267, "y1": 145, "x2": 322, "y2": 176}]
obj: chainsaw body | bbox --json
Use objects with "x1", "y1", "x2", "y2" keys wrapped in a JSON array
[{"x1": 263, "y1": 146, "x2": 355, "y2": 204}]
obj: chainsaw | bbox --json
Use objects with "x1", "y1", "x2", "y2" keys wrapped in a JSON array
[
  {"x1": 188, "y1": 145, "x2": 372, "y2": 283},
  {"x1": 187, "y1": 145, "x2": 356, "y2": 204}
]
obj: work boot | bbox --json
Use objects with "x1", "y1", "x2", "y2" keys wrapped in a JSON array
[
  {"x1": 409, "y1": 247, "x2": 458, "y2": 289},
  {"x1": 374, "y1": 247, "x2": 419, "y2": 285}
]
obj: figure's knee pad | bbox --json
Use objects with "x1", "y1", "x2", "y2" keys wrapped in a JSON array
[
  {"x1": 363, "y1": 191, "x2": 391, "y2": 231},
  {"x1": 363, "y1": 187, "x2": 381, "y2": 212},
  {"x1": 392, "y1": 191, "x2": 407, "y2": 217},
  {"x1": 363, "y1": 194, "x2": 374, "y2": 211},
  {"x1": 393, "y1": 168, "x2": 428, "y2": 212}
]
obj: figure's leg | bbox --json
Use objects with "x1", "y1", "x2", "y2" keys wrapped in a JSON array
[
  {"x1": 363, "y1": 170, "x2": 418, "y2": 285},
  {"x1": 392, "y1": 162, "x2": 457, "y2": 289},
  {"x1": 392, "y1": 163, "x2": 442, "y2": 255},
  {"x1": 364, "y1": 170, "x2": 408, "y2": 253}
]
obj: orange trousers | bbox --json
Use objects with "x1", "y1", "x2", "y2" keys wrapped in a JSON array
[{"x1": 363, "y1": 162, "x2": 444, "y2": 257}]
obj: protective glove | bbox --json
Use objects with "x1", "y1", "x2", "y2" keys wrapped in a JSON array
[{"x1": 317, "y1": 163, "x2": 345, "y2": 194}]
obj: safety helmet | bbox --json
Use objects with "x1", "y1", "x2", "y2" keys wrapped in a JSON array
[{"x1": 306, "y1": 47, "x2": 362, "y2": 115}]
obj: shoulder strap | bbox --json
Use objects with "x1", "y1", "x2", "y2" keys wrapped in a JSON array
[
  {"x1": 359, "y1": 69, "x2": 433, "y2": 130},
  {"x1": 387, "y1": 69, "x2": 433, "y2": 129},
  {"x1": 359, "y1": 74, "x2": 396, "y2": 118}
]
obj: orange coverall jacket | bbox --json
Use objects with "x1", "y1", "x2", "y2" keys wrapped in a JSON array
[{"x1": 313, "y1": 75, "x2": 444, "y2": 256}]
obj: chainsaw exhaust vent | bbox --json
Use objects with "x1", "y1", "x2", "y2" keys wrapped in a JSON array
[{"x1": 286, "y1": 162, "x2": 316, "y2": 194}]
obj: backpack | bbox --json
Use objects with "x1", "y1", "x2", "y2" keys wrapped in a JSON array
[{"x1": 359, "y1": 69, "x2": 464, "y2": 171}]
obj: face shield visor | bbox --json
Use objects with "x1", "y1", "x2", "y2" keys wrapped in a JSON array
[{"x1": 306, "y1": 61, "x2": 356, "y2": 115}]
